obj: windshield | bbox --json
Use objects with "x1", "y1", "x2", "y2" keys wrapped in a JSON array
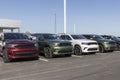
[
  {"x1": 112, "y1": 36, "x2": 120, "y2": 40},
  {"x1": 43, "y1": 34, "x2": 59, "y2": 40},
  {"x1": 92, "y1": 35, "x2": 104, "y2": 40},
  {"x1": 71, "y1": 35, "x2": 86, "y2": 39},
  {"x1": 4, "y1": 33, "x2": 29, "y2": 40}
]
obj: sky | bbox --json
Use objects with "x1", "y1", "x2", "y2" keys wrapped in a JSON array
[{"x1": 0, "y1": 0, "x2": 120, "y2": 35}]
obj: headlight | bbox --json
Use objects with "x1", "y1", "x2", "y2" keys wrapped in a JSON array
[
  {"x1": 53, "y1": 43, "x2": 59, "y2": 46},
  {"x1": 6, "y1": 44, "x2": 16, "y2": 48},
  {"x1": 104, "y1": 42, "x2": 109, "y2": 44},
  {"x1": 34, "y1": 43, "x2": 38, "y2": 48}
]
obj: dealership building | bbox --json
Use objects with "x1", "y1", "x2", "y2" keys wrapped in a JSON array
[{"x1": 0, "y1": 19, "x2": 21, "y2": 33}]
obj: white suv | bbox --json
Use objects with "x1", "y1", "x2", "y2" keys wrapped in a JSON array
[{"x1": 59, "y1": 34, "x2": 99, "y2": 55}]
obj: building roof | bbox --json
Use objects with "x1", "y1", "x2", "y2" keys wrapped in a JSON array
[{"x1": 0, "y1": 19, "x2": 21, "y2": 28}]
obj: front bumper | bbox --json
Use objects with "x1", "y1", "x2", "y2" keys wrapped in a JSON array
[
  {"x1": 103, "y1": 43, "x2": 117, "y2": 51},
  {"x1": 52, "y1": 46, "x2": 73, "y2": 55},
  {"x1": 81, "y1": 45, "x2": 99, "y2": 53},
  {"x1": 6, "y1": 48, "x2": 39, "y2": 59}
]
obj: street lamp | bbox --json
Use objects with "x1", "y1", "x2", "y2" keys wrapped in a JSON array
[
  {"x1": 54, "y1": 13, "x2": 57, "y2": 33},
  {"x1": 74, "y1": 24, "x2": 76, "y2": 33},
  {"x1": 64, "y1": 0, "x2": 66, "y2": 33}
]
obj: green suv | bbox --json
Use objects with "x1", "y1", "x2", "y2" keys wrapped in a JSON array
[
  {"x1": 31, "y1": 33, "x2": 72, "y2": 58},
  {"x1": 82, "y1": 34, "x2": 117, "y2": 53}
]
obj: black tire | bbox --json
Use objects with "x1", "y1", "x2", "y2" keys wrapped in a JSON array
[
  {"x1": 65, "y1": 54, "x2": 72, "y2": 57},
  {"x1": 2, "y1": 49, "x2": 11, "y2": 63},
  {"x1": 33, "y1": 57, "x2": 39, "y2": 60},
  {"x1": 99, "y1": 45, "x2": 105, "y2": 53},
  {"x1": 74, "y1": 45, "x2": 82, "y2": 55},
  {"x1": 90, "y1": 52, "x2": 96, "y2": 54},
  {"x1": 116, "y1": 44, "x2": 120, "y2": 51},
  {"x1": 109, "y1": 50, "x2": 114, "y2": 52},
  {"x1": 44, "y1": 47, "x2": 53, "y2": 58},
  {"x1": 118, "y1": 45, "x2": 120, "y2": 50}
]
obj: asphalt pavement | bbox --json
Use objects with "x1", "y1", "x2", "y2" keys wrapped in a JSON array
[{"x1": 0, "y1": 52, "x2": 120, "y2": 80}]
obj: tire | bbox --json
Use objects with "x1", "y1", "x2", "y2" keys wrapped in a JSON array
[
  {"x1": 90, "y1": 52, "x2": 96, "y2": 54},
  {"x1": 116, "y1": 44, "x2": 120, "y2": 51},
  {"x1": 99, "y1": 45, "x2": 105, "y2": 53},
  {"x1": 118, "y1": 45, "x2": 120, "y2": 50},
  {"x1": 65, "y1": 54, "x2": 72, "y2": 57},
  {"x1": 44, "y1": 47, "x2": 53, "y2": 58},
  {"x1": 74, "y1": 45, "x2": 82, "y2": 55},
  {"x1": 109, "y1": 50, "x2": 114, "y2": 52},
  {"x1": 33, "y1": 57, "x2": 39, "y2": 60},
  {"x1": 2, "y1": 49, "x2": 11, "y2": 63}
]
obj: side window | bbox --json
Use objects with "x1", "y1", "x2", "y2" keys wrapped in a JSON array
[
  {"x1": 65, "y1": 35, "x2": 72, "y2": 40},
  {"x1": 83, "y1": 35, "x2": 90, "y2": 39},
  {"x1": 60, "y1": 35, "x2": 66, "y2": 40},
  {"x1": 60, "y1": 35, "x2": 72, "y2": 40}
]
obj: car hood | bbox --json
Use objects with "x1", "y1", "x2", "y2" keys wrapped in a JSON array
[
  {"x1": 113, "y1": 40, "x2": 120, "y2": 44},
  {"x1": 73, "y1": 39, "x2": 97, "y2": 43},
  {"x1": 96, "y1": 39, "x2": 115, "y2": 43},
  {"x1": 5, "y1": 39, "x2": 35, "y2": 44},
  {"x1": 46, "y1": 39, "x2": 71, "y2": 43}
]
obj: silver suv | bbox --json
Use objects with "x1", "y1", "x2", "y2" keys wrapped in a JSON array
[{"x1": 59, "y1": 34, "x2": 99, "y2": 55}]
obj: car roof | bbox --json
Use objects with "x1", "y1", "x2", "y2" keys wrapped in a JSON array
[
  {"x1": 2, "y1": 32, "x2": 24, "y2": 34},
  {"x1": 32, "y1": 33, "x2": 56, "y2": 35},
  {"x1": 82, "y1": 34, "x2": 98, "y2": 36},
  {"x1": 58, "y1": 33, "x2": 83, "y2": 35}
]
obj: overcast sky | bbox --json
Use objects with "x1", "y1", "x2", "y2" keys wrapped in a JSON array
[{"x1": 0, "y1": 0, "x2": 120, "y2": 35}]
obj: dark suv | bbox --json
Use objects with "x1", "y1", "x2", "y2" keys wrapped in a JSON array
[
  {"x1": 82, "y1": 34, "x2": 117, "y2": 53},
  {"x1": 101, "y1": 35, "x2": 120, "y2": 50},
  {"x1": 31, "y1": 33, "x2": 73, "y2": 58},
  {"x1": 0, "y1": 32, "x2": 39, "y2": 63}
]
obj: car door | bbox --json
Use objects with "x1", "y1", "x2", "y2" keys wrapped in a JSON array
[{"x1": 37, "y1": 35, "x2": 47, "y2": 53}]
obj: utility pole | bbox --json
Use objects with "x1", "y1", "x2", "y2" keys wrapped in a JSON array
[
  {"x1": 54, "y1": 13, "x2": 57, "y2": 33},
  {"x1": 64, "y1": 0, "x2": 66, "y2": 33},
  {"x1": 74, "y1": 24, "x2": 76, "y2": 34}
]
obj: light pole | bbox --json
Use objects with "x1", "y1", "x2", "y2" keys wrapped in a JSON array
[
  {"x1": 74, "y1": 24, "x2": 76, "y2": 33},
  {"x1": 64, "y1": 0, "x2": 66, "y2": 33},
  {"x1": 54, "y1": 13, "x2": 57, "y2": 33}
]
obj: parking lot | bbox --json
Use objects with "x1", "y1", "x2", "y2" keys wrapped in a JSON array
[{"x1": 0, "y1": 52, "x2": 120, "y2": 80}]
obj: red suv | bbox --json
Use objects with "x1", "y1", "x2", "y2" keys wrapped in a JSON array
[{"x1": 0, "y1": 32, "x2": 39, "y2": 63}]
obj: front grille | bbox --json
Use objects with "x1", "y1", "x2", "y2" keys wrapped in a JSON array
[
  {"x1": 58, "y1": 42, "x2": 71, "y2": 46},
  {"x1": 15, "y1": 44, "x2": 35, "y2": 48},
  {"x1": 88, "y1": 48, "x2": 98, "y2": 51},
  {"x1": 109, "y1": 42, "x2": 116, "y2": 45},
  {"x1": 15, "y1": 52, "x2": 36, "y2": 56},
  {"x1": 88, "y1": 42, "x2": 98, "y2": 45},
  {"x1": 58, "y1": 50, "x2": 72, "y2": 53},
  {"x1": 109, "y1": 47, "x2": 116, "y2": 50}
]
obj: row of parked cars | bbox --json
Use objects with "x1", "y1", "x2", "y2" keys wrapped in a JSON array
[{"x1": 0, "y1": 32, "x2": 119, "y2": 63}]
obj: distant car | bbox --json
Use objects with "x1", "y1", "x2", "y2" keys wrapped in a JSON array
[
  {"x1": 58, "y1": 34, "x2": 99, "y2": 55},
  {"x1": 0, "y1": 32, "x2": 39, "y2": 63},
  {"x1": 101, "y1": 35, "x2": 120, "y2": 50},
  {"x1": 31, "y1": 33, "x2": 73, "y2": 58},
  {"x1": 118, "y1": 37, "x2": 120, "y2": 39},
  {"x1": 82, "y1": 34, "x2": 117, "y2": 53}
]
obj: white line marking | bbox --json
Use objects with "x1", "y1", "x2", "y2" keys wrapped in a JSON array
[
  {"x1": 72, "y1": 55, "x2": 83, "y2": 58},
  {"x1": 0, "y1": 64, "x2": 90, "y2": 80},
  {"x1": 39, "y1": 58, "x2": 49, "y2": 62},
  {"x1": 96, "y1": 53, "x2": 107, "y2": 55}
]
